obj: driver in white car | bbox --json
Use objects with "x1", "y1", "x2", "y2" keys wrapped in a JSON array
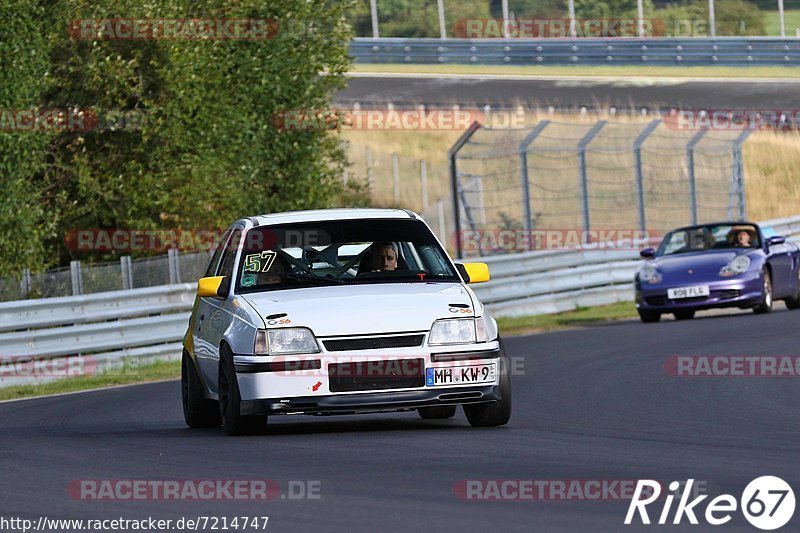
[{"x1": 366, "y1": 242, "x2": 399, "y2": 271}]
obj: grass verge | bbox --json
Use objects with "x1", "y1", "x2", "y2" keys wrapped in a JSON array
[
  {"x1": 0, "y1": 359, "x2": 180, "y2": 402},
  {"x1": 765, "y1": 10, "x2": 800, "y2": 36},
  {"x1": 351, "y1": 63, "x2": 800, "y2": 79},
  {"x1": 496, "y1": 301, "x2": 638, "y2": 336}
]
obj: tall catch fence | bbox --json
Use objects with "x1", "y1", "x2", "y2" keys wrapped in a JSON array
[{"x1": 450, "y1": 119, "x2": 751, "y2": 258}]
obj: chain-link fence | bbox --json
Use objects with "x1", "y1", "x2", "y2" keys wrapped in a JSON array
[
  {"x1": 451, "y1": 119, "x2": 751, "y2": 258},
  {"x1": 3, "y1": 250, "x2": 211, "y2": 302}
]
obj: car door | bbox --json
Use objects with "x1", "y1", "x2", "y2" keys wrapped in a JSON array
[
  {"x1": 194, "y1": 226, "x2": 242, "y2": 389},
  {"x1": 191, "y1": 227, "x2": 230, "y2": 384}
]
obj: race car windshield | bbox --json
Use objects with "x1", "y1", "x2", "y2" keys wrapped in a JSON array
[
  {"x1": 658, "y1": 224, "x2": 760, "y2": 256},
  {"x1": 234, "y1": 219, "x2": 460, "y2": 292}
]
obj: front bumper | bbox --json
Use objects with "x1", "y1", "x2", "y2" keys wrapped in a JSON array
[
  {"x1": 636, "y1": 272, "x2": 763, "y2": 312},
  {"x1": 240, "y1": 383, "x2": 502, "y2": 416},
  {"x1": 233, "y1": 342, "x2": 504, "y2": 412}
]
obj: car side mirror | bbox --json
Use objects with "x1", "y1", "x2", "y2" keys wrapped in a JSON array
[
  {"x1": 455, "y1": 262, "x2": 490, "y2": 284},
  {"x1": 767, "y1": 236, "x2": 786, "y2": 246},
  {"x1": 197, "y1": 276, "x2": 228, "y2": 298},
  {"x1": 640, "y1": 248, "x2": 656, "y2": 259}
]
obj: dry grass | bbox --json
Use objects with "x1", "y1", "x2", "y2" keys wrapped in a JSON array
[
  {"x1": 743, "y1": 131, "x2": 800, "y2": 220},
  {"x1": 338, "y1": 112, "x2": 800, "y2": 224}
]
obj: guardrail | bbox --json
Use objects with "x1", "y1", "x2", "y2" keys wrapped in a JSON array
[
  {"x1": 350, "y1": 37, "x2": 800, "y2": 66},
  {"x1": 0, "y1": 284, "x2": 194, "y2": 388},
  {"x1": 2, "y1": 214, "x2": 799, "y2": 388}
]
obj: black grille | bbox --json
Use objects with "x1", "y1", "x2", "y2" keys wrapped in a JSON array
[
  {"x1": 328, "y1": 358, "x2": 425, "y2": 392},
  {"x1": 645, "y1": 296, "x2": 667, "y2": 306},
  {"x1": 323, "y1": 335, "x2": 424, "y2": 352},
  {"x1": 717, "y1": 289, "x2": 741, "y2": 300}
]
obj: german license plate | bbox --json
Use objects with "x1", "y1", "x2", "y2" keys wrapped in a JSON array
[
  {"x1": 425, "y1": 363, "x2": 496, "y2": 386},
  {"x1": 667, "y1": 285, "x2": 710, "y2": 299}
]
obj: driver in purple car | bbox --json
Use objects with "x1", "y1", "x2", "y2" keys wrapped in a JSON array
[{"x1": 736, "y1": 230, "x2": 753, "y2": 247}]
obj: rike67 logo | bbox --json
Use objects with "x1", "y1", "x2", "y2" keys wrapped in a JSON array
[{"x1": 625, "y1": 477, "x2": 795, "y2": 530}]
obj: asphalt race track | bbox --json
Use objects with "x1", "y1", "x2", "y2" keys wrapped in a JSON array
[
  {"x1": 338, "y1": 74, "x2": 800, "y2": 110},
  {"x1": 2, "y1": 308, "x2": 799, "y2": 532}
]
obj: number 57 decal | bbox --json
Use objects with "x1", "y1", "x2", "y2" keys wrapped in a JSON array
[{"x1": 243, "y1": 251, "x2": 277, "y2": 273}]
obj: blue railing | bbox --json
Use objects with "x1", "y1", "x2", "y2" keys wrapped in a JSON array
[{"x1": 350, "y1": 37, "x2": 800, "y2": 66}]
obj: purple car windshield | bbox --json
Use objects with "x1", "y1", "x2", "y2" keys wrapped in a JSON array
[{"x1": 659, "y1": 224, "x2": 760, "y2": 256}]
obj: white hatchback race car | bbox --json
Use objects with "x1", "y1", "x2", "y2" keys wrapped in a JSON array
[{"x1": 182, "y1": 208, "x2": 511, "y2": 435}]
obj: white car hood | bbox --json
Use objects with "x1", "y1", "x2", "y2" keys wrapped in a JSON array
[{"x1": 240, "y1": 283, "x2": 475, "y2": 336}]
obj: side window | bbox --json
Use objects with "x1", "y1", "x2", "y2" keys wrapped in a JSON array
[
  {"x1": 205, "y1": 228, "x2": 232, "y2": 277},
  {"x1": 217, "y1": 229, "x2": 243, "y2": 278}
]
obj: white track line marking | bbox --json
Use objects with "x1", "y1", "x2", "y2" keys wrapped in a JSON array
[{"x1": 0, "y1": 378, "x2": 178, "y2": 404}]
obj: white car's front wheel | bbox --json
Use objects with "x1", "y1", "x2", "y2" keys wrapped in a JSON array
[
  {"x1": 418, "y1": 405, "x2": 457, "y2": 419},
  {"x1": 218, "y1": 344, "x2": 268, "y2": 436},
  {"x1": 464, "y1": 353, "x2": 512, "y2": 428},
  {"x1": 182, "y1": 351, "x2": 220, "y2": 428}
]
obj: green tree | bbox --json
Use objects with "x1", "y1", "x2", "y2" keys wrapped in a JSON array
[
  {"x1": 0, "y1": 0, "x2": 53, "y2": 276},
  {"x1": 34, "y1": 0, "x2": 355, "y2": 265}
]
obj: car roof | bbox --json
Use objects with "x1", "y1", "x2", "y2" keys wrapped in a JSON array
[{"x1": 247, "y1": 208, "x2": 420, "y2": 226}]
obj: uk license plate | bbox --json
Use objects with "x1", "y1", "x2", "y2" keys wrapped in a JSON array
[
  {"x1": 667, "y1": 285, "x2": 710, "y2": 299},
  {"x1": 425, "y1": 363, "x2": 496, "y2": 386}
]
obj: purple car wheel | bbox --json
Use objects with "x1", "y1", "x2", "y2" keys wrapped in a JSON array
[
  {"x1": 638, "y1": 310, "x2": 661, "y2": 323},
  {"x1": 753, "y1": 270, "x2": 773, "y2": 314}
]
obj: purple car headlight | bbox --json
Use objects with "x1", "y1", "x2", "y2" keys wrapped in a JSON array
[
  {"x1": 638, "y1": 264, "x2": 662, "y2": 284},
  {"x1": 719, "y1": 255, "x2": 751, "y2": 277}
]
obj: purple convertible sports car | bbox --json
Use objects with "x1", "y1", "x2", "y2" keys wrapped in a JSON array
[{"x1": 635, "y1": 222, "x2": 800, "y2": 322}]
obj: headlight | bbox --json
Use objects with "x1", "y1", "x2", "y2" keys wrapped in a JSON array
[
  {"x1": 429, "y1": 318, "x2": 477, "y2": 346},
  {"x1": 254, "y1": 328, "x2": 320, "y2": 355},
  {"x1": 720, "y1": 255, "x2": 751, "y2": 277},
  {"x1": 638, "y1": 264, "x2": 662, "y2": 284}
]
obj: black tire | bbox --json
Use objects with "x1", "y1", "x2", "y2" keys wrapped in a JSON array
[
  {"x1": 753, "y1": 270, "x2": 774, "y2": 314},
  {"x1": 785, "y1": 268, "x2": 800, "y2": 309},
  {"x1": 464, "y1": 356, "x2": 511, "y2": 428},
  {"x1": 638, "y1": 310, "x2": 661, "y2": 323},
  {"x1": 673, "y1": 310, "x2": 695, "y2": 320},
  {"x1": 182, "y1": 351, "x2": 220, "y2": 428},
  {"x1": 418, "y1": 405, "x2": 457, "y2": 419},
  {"x1": 218, "y1": 344, "x2": 268, "y2": 435}
]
